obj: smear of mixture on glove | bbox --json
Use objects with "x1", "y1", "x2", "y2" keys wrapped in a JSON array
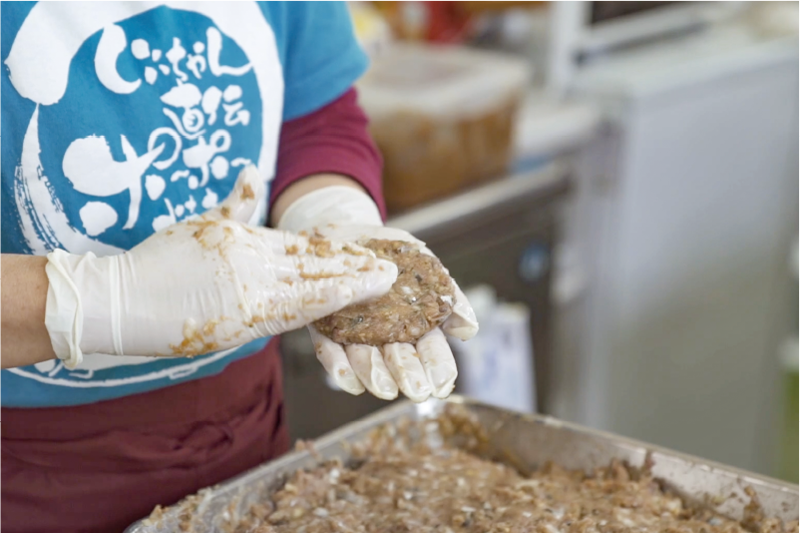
[{"x1": 313, "y1": 239, "x2": 455, "y2": 345}]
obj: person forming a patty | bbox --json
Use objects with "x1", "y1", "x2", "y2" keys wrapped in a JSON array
[{"x1": 0, "y1": 3, "x2": 478, "y2": 532}]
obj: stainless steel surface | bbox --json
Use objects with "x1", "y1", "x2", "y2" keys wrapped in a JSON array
[
  {"x1": 126, "y1": 396, "x2": 798, "y2": 533},
  {"x1": 388, "y1": 162, "x2": 568, "y2": 235},
  {"x1": 280, "y1": 162, "x2": 571, "y2": 442}
]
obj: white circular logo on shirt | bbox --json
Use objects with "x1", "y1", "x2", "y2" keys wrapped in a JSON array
[{"x1": 5, "y1": 2, "x2": 283, "y2": 386}]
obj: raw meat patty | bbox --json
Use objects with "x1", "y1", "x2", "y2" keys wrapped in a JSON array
[{"x1": 313, "y1": 239, "x2": 455, "y2": 345}]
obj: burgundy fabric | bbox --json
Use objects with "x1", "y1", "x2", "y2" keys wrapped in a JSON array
[
  {"x1": 1, "y1": 338, "x2": 289, "y2": 533},
  {"x1": 271, "y1": 87, "x2": 387, "y2": 220}
]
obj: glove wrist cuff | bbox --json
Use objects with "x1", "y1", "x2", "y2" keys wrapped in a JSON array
[
  {"x1": 45, "y1": 249, "x2": 86, "y2": 369},
  {"x1": 45, "y1": 250, "x2": 123, "y2": 368},
  {"x1": 277, "y1": 186, "x2": 383, "y2": 233}
]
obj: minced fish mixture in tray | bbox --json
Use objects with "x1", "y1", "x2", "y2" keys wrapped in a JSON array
[{"x1": 216, "y1": 412, "x2": 797, "y2": 533}]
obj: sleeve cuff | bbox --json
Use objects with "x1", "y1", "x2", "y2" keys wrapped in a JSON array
[{"x1": 270, "y1": 88, "x2": 386, "y2": 220}]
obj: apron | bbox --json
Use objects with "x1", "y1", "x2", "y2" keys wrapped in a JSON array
[{"x1": 1, "y1": 338, "x2": 289, "y2": 533}]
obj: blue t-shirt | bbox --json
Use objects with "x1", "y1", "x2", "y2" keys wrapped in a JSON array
[{"x1": 1, "y1": 1, "x2": 368, "y2": 407}]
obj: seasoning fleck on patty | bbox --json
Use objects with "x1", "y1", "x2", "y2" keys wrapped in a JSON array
[{"x1": 313, "y1": 239, "x2": 455, "y2": 345}]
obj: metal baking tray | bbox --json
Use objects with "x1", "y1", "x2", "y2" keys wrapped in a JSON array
[{"x1": 125, "y1": 396, "x2": 798, "y2": 532}]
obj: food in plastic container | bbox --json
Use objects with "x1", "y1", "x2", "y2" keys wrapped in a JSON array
[{"x1": 357, "y1": 44, "x2": 531, "y2": 213}]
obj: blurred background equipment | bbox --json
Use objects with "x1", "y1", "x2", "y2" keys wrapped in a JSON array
[
  {"x1": 777, "y1": 238, "x2": 798, "y2": 483},
  {"x1": 369, "y1": 1, "x2": 543, "y2": 44},
  {"x1": 348, "y1": 1, "x2": 393, "y2": 58},
  {"x1": 779, "y1": 338, "x2": 798, "y2": 483},
  {"x1": 559, "y1": 2, "x2": 798, "y2": 479},
  {"x1": 748, "y1": 1, "x2": 800, "y2": 38},
  {"x1": 544, "y1": 2, "x2": 747, "y2": 94}
]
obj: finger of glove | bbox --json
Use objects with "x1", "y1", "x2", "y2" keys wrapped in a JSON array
[
  {"x1": 203, "y1": 165, "x2": 264, "y2": 223},
  {"x1": 382, "y1": 343, "x2": 433, "y2": 403},
  {"x1": 441, "y1": 283, "x2": 479, "y2": 341},
  {"x1": 415, "y1": 328, "x2": 458, "y2": 399},
  {"x1": 345, "y1": 344, "x2": 399, "y2": 400},
  {"x1": 308, "y1": 325, "x2": 366, "y2": 396}
]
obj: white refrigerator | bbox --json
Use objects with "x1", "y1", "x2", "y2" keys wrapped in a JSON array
[{"x1": 552, "y1": 19, "x2": 798, "y2": 477}]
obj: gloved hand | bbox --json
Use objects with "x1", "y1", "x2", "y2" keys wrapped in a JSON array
[
  {"x1": 44, "y1": 167, "x2": 399, "y2": 370},
  {"x1": 277, "y1": 186, "x2": 479, "y2": 402}
]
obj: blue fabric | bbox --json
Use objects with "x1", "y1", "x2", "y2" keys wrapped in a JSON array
[{"x1": 1, "y1": 1, "x2": 367, "y2": 407}]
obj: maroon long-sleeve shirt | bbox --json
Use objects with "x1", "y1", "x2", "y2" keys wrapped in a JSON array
[{"x1": 272, "y1": 87, "x2": 387, "y2": 220}]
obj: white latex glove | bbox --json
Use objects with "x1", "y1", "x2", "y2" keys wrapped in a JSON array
[
  {"x1": 277, "y1": 186, "x2": 479, "y2": 402},
  {"x1": 44, "y1": 168, "x2": 398, "y2": 370}
]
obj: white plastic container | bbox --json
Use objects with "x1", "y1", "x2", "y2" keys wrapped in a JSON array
[
  {"x1": 450, "y1": 285, "x2": 536, "y2": 413},
  {"x1": 357, "y1": 44, "x2": 531, "y2": 212}
]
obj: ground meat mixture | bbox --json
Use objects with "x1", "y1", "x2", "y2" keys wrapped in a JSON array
[
  {"x1": 313, "y1": 239, "x2": 455, "y2": 345},
  {"x1": 235, "y1": 414, "x2": 798, "y2": 533}
]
